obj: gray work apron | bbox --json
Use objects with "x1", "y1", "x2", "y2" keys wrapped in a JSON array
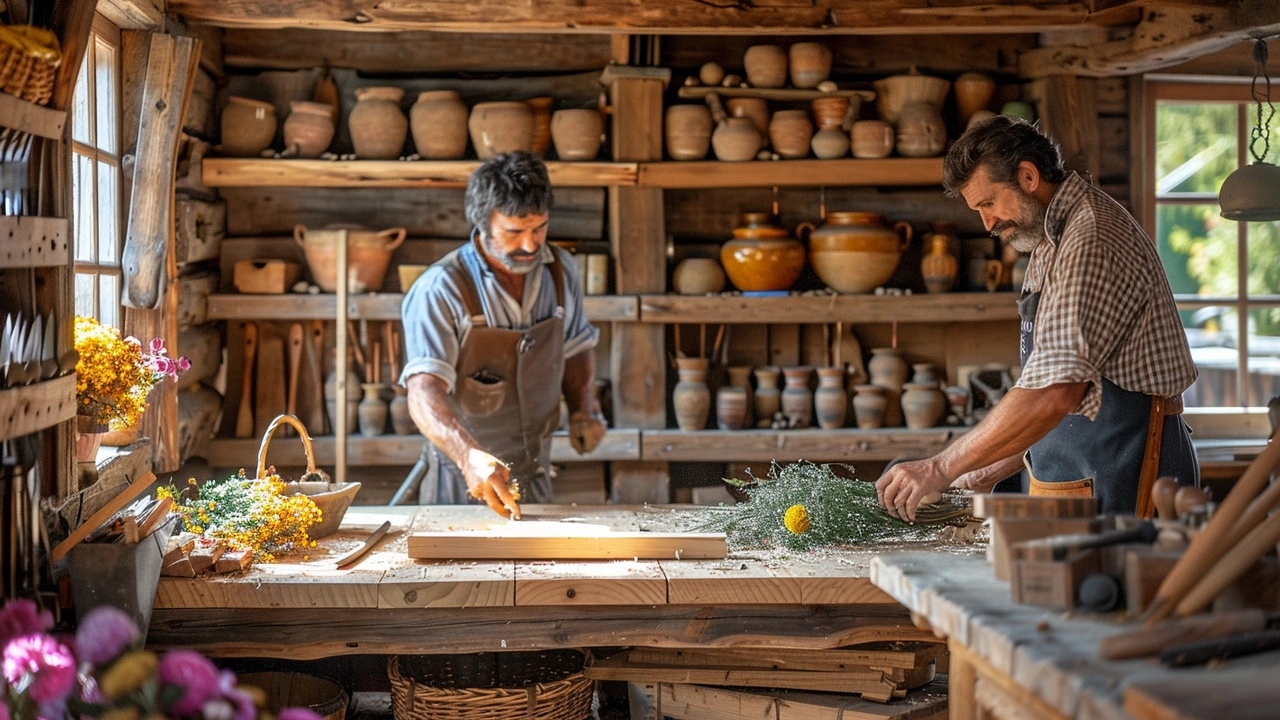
[
  {"x1": 1018, "y1": 290, "x2": 1198, "y2": 513},
  {"x1": 419, "y1": 252, "x2": 567, "y2": 505}
]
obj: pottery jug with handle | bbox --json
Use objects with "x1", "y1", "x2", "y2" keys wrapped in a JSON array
[{"x1": 295, "y1": 225, "x2": 408, "y2": 294}]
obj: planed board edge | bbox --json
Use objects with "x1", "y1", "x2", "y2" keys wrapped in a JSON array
[
  {"x1": 407, "y1": 531, "x2": 727, "y2": 560},
  {"x1": 971, "y1": 494, "x2": 1097, "y2": 519}
]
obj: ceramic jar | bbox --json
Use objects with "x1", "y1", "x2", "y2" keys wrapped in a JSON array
[
  {"x1": 358, "y1": 383, "x2": 387, "y2": 437},
  {"x1": 726, "y1": 98, "x2": 770, "y2": 146},
  {"x1": 712, "y1": 117, "x2": 762, "y2": 162},
  {"x1": 349, "y1": 86, "x2": 407, "y2": 159},
  {"x1": 550, "y1": 108, "x2": 604, "y2": 160},
  {"x1": 811, "y1": 97, "x2": 850, "y2": 130},
  {"x1": 895, "y1": 101, "x2": 947, "y2": 158},
  {"x1": 753, "y1": 367, "x2": 782, "y2": 426},
  {"x1": 673, "y1": 357, "x2": 711, "y2": 431},
  {"x1": 789, "y1": 42, "x2": 832, "y2": 89},
  {"x1": 700, "y1": 62, "x2": 726, "y2": 86},
  {"x1": 666, "y1": 105, "x2": 713, "y2": 160},
  {"x1": 295, "y1": 225, "x2": 408, "y2": 293},
  {"x1": 912, "y1": 363, "x2": 941, "y2": 386},
  {"x1": 410, "y1": 90, "x2": 469, "y2": 159},
  {"x1": 769, "y1": 110, "x2": 813, "y2": 159},
  {"x1": 851, "y1": 119, "x2": 894, "y2": 159},
  {"x1": 389, "y1": 386, "x2": 415, "y2": 435},
  {"x1": 954, "y1": 72, "x2": 996, "y2": 125},
  {"x1": 780, "y1": 366, "x2": 813, "y2": 429},
  {"x1": 324, "y1": 351, "x2": 362, "y2": 433},
  {"x1": 852, "y1": 385, "x2": 888, "y2": 429},
  {"x1": 744, "y1": 45, "x2": 787, "y2": 88},
  {"x1": 720, "y1": 213, "x2": 808, "y2": 292},
  {"x1": 727, "y1": 366, "x2": 754, "y2": 429},
  {"x1": 221, "y1": 97, "x2": 276, "y2": 157},
  {"x1": 814, "y1": 366, "x2": 848, "y2": 429},
  {"x1": 468, "y1": 101, "x2": 535, "y2": 160},
  {"x1": 868, "y1": 347, "x2": 908, "y2": 427},
  {"x1": 808, "y1": 212, "x2": 912, "y2": 294},
  {"x1": 716, "y1": 382, "x2": 749, "y2": 431},
  {"x1": 526, "y1": 96, "x2": 554, "y2": 157},
  {"x1": 872, "y1": 67, "x2": 951, "y2": 124},
  {"x1": 901, "y1": 382, "x2": 947, "y2": 429},
  {"x1": 921, "y1": 222, "x2": 958, "y2": 294},
  {"x1": 672, "y1": 258, "x2": 726, "y2": 295},
  {"x1": 810, "y1": 128, "x2": 849, "y2": 160},
  {"x1": 283, "y1": 100, "x2": 335, "y2": 158}
]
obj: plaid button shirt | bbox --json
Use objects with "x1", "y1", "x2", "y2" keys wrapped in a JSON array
[{"x1": 1017, "y1": 172, "x2": 1197, "y2": 420}]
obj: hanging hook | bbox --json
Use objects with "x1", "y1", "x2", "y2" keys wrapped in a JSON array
[{"x1": 1248, "y1": 38, "x2": 1274, "y2": 164}]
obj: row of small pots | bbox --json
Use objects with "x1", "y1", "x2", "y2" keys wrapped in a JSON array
[{"x1": 221, "y1": 90, "x2": 605, "y2": 161}]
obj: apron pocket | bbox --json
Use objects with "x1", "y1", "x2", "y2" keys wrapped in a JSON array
[
  {"x1": 459, "y1": 374, "x2": 506, "y2": 417},
  {"x1": 1029, "y1": 476, "x2": 1094, "y2": 499}
]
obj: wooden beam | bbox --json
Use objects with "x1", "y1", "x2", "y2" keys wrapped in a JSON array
[
  {"x1": 0, "y1": 93, "x2": 67, "y2": 140},
  {"x1": 0, "y1": 376, "x2": 77, "y2": 442},
  {"x1": 97, "y1": 0, "x2": 166, "y2": 30},
  {"x1": 406, "y1": 529, "x2": 728, "y2": 561},
  {"x1": 202, "y1": 158, "x2": 638, "y2": 188},
  {"x1": 642, "y1": 428, "x2": 966, "y2": 463},
  {"x1": 1023, "y1": 76, "x2": 1100, "y2": 181},
  {"x1": 0, "y1": 217, "x2": 70, "y2": 269},
  {"x1": 639, "y1": 293, "x2": 1020, "y2": 325},
  {"x1": 637, "y1": 158, "x2": 944, "y2": 189},
  {"x1": 49, "y1": 0, "x2": 100, "y2": 111}
]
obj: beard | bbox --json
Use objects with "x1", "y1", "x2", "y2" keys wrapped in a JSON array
[
  {"x1": 482, "y1": 237, "x2": 540, "y2": 275},
  {"x1": 990, "y1": 191, "x2": 1047, "y2": 253}
]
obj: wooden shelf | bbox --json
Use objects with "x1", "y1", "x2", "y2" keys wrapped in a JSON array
[
  {"x1": 0, "y1": 375, "x2": 78, "y2": 441},
  {"x1": 202, "y1": 158, "x2": 639, "y2": 188},
  {"x1": 204, "y1": 429, "x2": 642, "y2": 467},
  {"x1": 207, "y1": 293, "x2": 639, "y2": 322},
  {"x1": 637, "y1": 157, "x2": 944, "y2": 189},
  {"x1": 0, "y1": 92, "x2": 67, "y2": 140},
  {"x1": 639, "y1": 292, "x2": 1020, "y2": 324},
  {"x1": 642, "y1": 427, "x2": 968, "y2": 463},
  {"x1": 0, "y1": 217, "x2": 70, "y2": 269},
  {"x1": 676, "y1": 86, "x2": 875, "y2": 102}
]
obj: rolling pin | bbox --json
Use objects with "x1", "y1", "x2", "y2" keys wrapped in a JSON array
[
  {"x1": 1099, "y1": 608, "x2": 1266, "y2": 660},
  {"x1": 235, "y1": 322, "x2": 258, "y2": 437}
]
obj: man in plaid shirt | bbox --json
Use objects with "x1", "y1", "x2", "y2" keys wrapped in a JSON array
[{"x1": 877, "y1": 116, "x2": 1198, "y2": 519}]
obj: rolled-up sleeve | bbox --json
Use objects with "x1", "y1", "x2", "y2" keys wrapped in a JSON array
[
  {"x1": 399, "y1": 267, "x2": 463, "y2": 392},
  {"x1": 560, "y1": 252, "x2": 600, "y2": 359}
]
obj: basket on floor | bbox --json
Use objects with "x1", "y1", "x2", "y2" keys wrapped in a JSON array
[
  {"x1": 388, "y1": 651, "x2": 593, "y2": 720},
  {"x1": 0, "y1": 25, "x2": 61, "y2": 105}
]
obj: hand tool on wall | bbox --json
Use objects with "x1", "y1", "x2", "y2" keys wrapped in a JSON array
[
  {"x1": 255, "y1": 325, "x2": 287, "y2": 434},
  {"x1": 307, "y1": 320, "x2": 327, "y2": 434},
  {"x1": 286, "y1": 322, "x2": 303, "y2": 433},
  {"x1": 235, "y1": 322, "x2": 257, "y2": 437}
]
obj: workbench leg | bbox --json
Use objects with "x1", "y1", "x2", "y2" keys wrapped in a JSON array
[
  {"x1": 948, "y1": 637, "x2": 977, "y2": 720},
  {"x1": 628, "y1": 682, "x2": 660, "y2": 720}
]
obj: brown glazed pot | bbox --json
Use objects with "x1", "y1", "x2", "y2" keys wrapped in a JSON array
[
  {"x1": 768, "y1": 109, "x2": 813, "y2": 159},
  {"x1": 901, "y1": 382, "x2": 947, "y2": 429},
  {"x1": 753, "y1": 367, "x2": 782, "y2": 426},
  {"x1": 814, "y1": 366, "x2": 848, "y2": 429},
  {"x1": 720, "y1": 212, "x2": 807, "y2": 292},
  {"x1": 526, "y1": 96, "x2": 554, "y2": 157},
  {"x1": 788, "y1": 42, "x2": 832, "y2": 89},
  {"x1": 780, "y1": 366, "x2": 814, "y2": 429},
  {"x1": 349, "y1": 86, "x2": 408, "y2": 159},
  {"x1": 550, "y1": 108, "x2": 604, "y2": 161},
  {"x1": 673, "y1": 357, "x2": 711, "y2": 431},
  {"x1": 221, "y1": 97, "x2": 277, "y2": 157},
  {"x1": 808, "y1": 212, "x2": 912, "y2": 294},
  {"x1": 954, "y1": 72, "x2": 997, "y2": 125},
  {"x1": 283, "y1": 101, "x2": 335, "y2": 158},
  {"x1": 811, "y1": 97, "x2": 850, "y2": 131},
  {"x1": 743, "y1": 45, "x2": 788, "y2": 88},
  {"x1": 921, "y1": 222, "x2": 958, "y2": 294},
  {"x1": 468, "y1": 101, "x2": 535, "y2": 160},
  {"x1": 712, "y1": 117, "x2": 762, "y2": 162},
  {"x1": 410, "y1": 90, "x2": 469, "y2": 160},
  {"x1": 665, "y1": 105, "x2": 713, "y2": 160},
  {"x1": 852, "y1": 385, "x2": 888, "y2": 429},
  {"x1": 851, "y1": 119, "x2": 894, "y2": 159}
]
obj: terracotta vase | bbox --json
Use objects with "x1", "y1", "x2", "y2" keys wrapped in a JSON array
[
  {"x1": 711, "y1": 117, "x2": 761, "y2": 162},
  {"x1": 526, "y1": 96, "x2": 554, "y2": 157},
  {"x1": 716, "y1": 384, "x2": 749, "y2": 430},
  {"x1": 550, "y1": 108, "x2": 604, "y2": 161},
  {"x1": 780, "y1": 366, "x2": 813, "y2": 429},
  {"x1": 389, "y1": 386, "x2": 415, "y2": 435},
  {"x1": 868, "y1": 347, "x2": 908, "y2": 427},
  {"x1": 410, "y1": 90, "x2": 469, "y2": 160},
  {"x1": 468, "y1": 101, "x2": 535, "y2": 160},
  {"x1": 768, "y1": 109, "x2": 813, "y2": 159},
  {"x1": 672, "y1": 258, "x2": 726, "y2": 295},
  {"x1": 810, "y1": 128, "x2": 849, "y2": 160},
  {"x1": 221, "y1": 97, "x2": 276, "y2": 157},
  {"x1": 851, "y1": 119, "x2": 894, "y2": 159},
  {"x1": 753, "y1": 367, "x2": 782, "y2": 426},
  {"x1": 101, "y1": 424, "x2": 140, "y2": 447},
  {"x1": 720, "y1": 212, "x2": 807, "y2": 292},
  {"x1": 912, "y1": 363, "x2": 941, "y2": 386},
  {"x1": 814, "y1": 366, "x2": 848, "y2": 429},
  {"x1": 811, "y1": 97, "x2": 851, "y2": 130},
  {"x1": 743, "y1": 45, "x2": 787, "y2": 89},
  {"x1": 283, "y1": 100, "x2": 335, "y2": 158},
  {"x1": 349, "y1": 86, "x2": 407, "y2": 159},
  {"x1": 295, "y1": 225, "x2": 407, "y2": 293},
  {"x1": 665, "y1": 105, "x2": 713, "y2": 160},
  {"x1": 789, "y1": 42, "x2": 832, "y2": 89},
  {"x1": 727, "y1": 366, "x2": 754, "y2": 429},
  {"x1": 921, "y1": 222, "x2": 958, "y2": 294},
  {"x1": 873, "y1": 67, "x2": 951, "y2": 124},
  {"x1": 75, "y1": 415, "x2": 107, "y2": 463},
  {"x1": 673, "y1": 357, "x2": 711, "y2": 431},
  {"x1": 808, "y1": 212, "x2": 912, "y2": 294},
  {"x1": 895, "y1": 101, "x2": 947, "y2": 158},
  {"x1": 901, "y1": 382, "x2": 947, "y2": 429},
  {"x1": 954, "y1": 72, "x2": 996, "y2": 125},
  {"x1": 324, "y1": 353, "x2": 362, "y2": 434},
  {"x1": 852, "y1": 385, "x2": 888, "y2": 429},
  {"x1": 358, "y1": 383, "x2": 388, "y2": 437},
  {"x1": 726, "y1": 98, "x2": 770, "y2": 144}
]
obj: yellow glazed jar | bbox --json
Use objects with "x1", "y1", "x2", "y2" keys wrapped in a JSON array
[{"x1": 720, "y1": 213, "x2": 808, "y2": 292}]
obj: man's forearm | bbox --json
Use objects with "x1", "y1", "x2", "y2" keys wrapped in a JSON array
[
  {"x1": 936, "y1": 383, "x2": 1086, "y2": 480},
  {"x1": 955, "y1": 453, "x2": 1025, "y2": 491},
  {"x1": 405, "y1": 374, "x2": 484, "y2": 471},
  {"x1": 561, "y1": 350, "x2": 599, "y2": 416}
]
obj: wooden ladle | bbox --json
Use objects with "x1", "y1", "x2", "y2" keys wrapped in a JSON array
[{"x1": 235, "y1": 322, "x2": 258, "y2": 438}]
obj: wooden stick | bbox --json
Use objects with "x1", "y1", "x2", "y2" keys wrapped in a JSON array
[
  {"x1": 824, "y1": 323, "x2": 832, "y2": 368},
  {"x1": 1176, "y1": 508, "x2": 1280, "y2": 617},
  {"x1": 835, "y1": 321, "x2": 842, "y2": 367},
  {"x1": 673, "y1": 323, "x2": 682, "y2": 358},
  {"x1": 1220, "y1": 477, "x2": 1280, "y2": 554},
  {"x1": 347, "y1": 320, "x2": 366, "y2": 372},
  {"x1": 711, "y1": 324, "x2": 726, "y2": 362},
  {"x1": 372, "y1": 341, "x2": 381, "y2": 384},
  {"x1": 52, "y1": 472, "x2": 157, "y2": 562},
  {"x1": 700, "y1": 323, "x2": 706, "y2": 360},
  {"x1": 384, "y1": 322, "x2": 399, "y2": 381},
  {"x1": 1099, "y1": 609, "x2": 1265, "y2": 660}
]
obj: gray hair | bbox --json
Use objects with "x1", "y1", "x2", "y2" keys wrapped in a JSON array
[
  {"x1": 464, "y1": 151, "x2": 554, "y2": 236},
  {"x1": 943, "y1": 115, "x2": 1067, "y2": 197}
]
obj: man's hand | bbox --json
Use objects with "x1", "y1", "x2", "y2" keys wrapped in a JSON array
[
  {"x1": 875, "y1": 457, "x2": 952, "y2": 523},
  {"x1": 568, "y1": 411, "x2": 607, "y2": 455},
  {"x1": 951, "y1": 469, "x2": 1004, "y2": 493},
  {"x1": 464, "y1": 448, "x2": 522, "y2": 519}
]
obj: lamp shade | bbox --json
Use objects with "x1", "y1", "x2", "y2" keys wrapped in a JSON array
[{"x1": 1220, "y1": 161, "x2": 1280, "y2": 221}]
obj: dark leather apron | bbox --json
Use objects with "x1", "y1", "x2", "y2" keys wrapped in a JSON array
[
  {"x1": 420, "y1": 252, "x2": 567, "y2": 505},
  {"x1": 1018, "y1": 290, "x2": 1198, "y2": 513}
]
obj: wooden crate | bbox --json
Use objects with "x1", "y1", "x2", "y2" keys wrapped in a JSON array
[{"x1": 233, "y1": 259, "x2": 301, "y2": 294}]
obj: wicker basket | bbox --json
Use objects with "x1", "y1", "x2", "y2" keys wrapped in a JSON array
[
  {"x1": 388, "y1": 652, "x2": 593, "y2": 720},
  {"x1": 0, "y1": 25, "x2": 62, "y2": 105},
  {"x1": 256, "y1": 414, "x2": 361, "y2": 539}
]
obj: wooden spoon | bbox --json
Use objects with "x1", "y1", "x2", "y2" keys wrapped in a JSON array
[
  {"x1": 235, "y1": 322, "x2": 257, "y2": 438},
  {"x1": 286, "y1": 323, "x2": 304, "y2": 434}
]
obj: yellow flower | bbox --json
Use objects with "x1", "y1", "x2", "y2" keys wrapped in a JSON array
[
  {"x1": 98, "y1": 650, "x2": 157, "y2": 699},
  {"x1": 783, "y1": 504, "x2": 810, "y2": 535}
]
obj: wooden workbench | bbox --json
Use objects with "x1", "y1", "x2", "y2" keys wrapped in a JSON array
[
  {"x1": 870, "y1": 552, "x2": 1280, "y2": 720},
  {"x1": 147, "y1": 504, "x2": 964, "y2": 658}
]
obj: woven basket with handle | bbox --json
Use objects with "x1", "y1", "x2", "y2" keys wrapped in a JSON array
[
  {"x1": 0, "y1": 25, "x2": 61, "y2": 105},
  {"x1": 256, "y1": 414, "x2": 361, "y2": 539},
  {"x1": 388, "y1": 652, "x2": 593, "y2": 720}
]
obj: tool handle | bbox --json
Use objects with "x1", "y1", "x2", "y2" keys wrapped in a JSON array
[
  {"x1": 1051, "y1": 521, "x2": 1157, "y2": 560},
  {"x1": 1160, "y1": 629, "x2": 1280, "y2": 667}
]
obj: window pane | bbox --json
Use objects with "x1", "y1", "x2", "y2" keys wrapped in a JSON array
[
  {"x1": 99, "y1": 274, "x2": 120, "y2": 328},
  {"x1": 1247, "y1": 307, "x2": 1280, "y2": 406},
  {"x1": 1157, "y1": 203, "x2": 1238, "y2": 297},
  {"x1": 73, "y1": 154, "x2": 95, "y2": 262},
  {"x1": 97, "y1": 161, "x2": 118, "y2": 264},
  {"x1": 1155, "y1": 103, "x2": 1237, "y2": 195},
  {"x1": 1183, "y1": 305, "x2": 1240, "y2": 407},
  {"x1": 1247, "y1": 221, "x2": 1280, "y2": 296},
  {"x1": 75, "y1": 273, "x2": 96, "y2": 320},
  {"x1": 72, "y1": 50, "x2": 92, "y2": 145},
  {"x1": 94, "y1": 37, "x2": 117, "y2": 155}
]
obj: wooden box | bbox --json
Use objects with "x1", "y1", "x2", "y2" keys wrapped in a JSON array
[
  {"x1": 233, "y1": 259, "x2": 301, "y2": 294},
  {"x1": 989, "y1": 516, "x2": 1101, "y2": 581},
  {"x1": 972, "y1": 494, "x2": 1097, "y2": 520},
  {"x1": 1010, "y1": 546, "x2": 1099, "y2": 610}
]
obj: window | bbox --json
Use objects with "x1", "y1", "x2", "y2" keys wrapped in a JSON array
[
  {"x1": 71, "y1": 16, "x2": 122, "y2": 328},
  {"x1": 1144, "y1": 81, "x2": 1280, "y2": 408}
]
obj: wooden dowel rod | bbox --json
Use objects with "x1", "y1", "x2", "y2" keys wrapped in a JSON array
[
  {"x1": 700, "y1": 323, "x2": 706, "y2": 360},
  {"x1": 711, "y1": 324, "x2": 726, "y2": 361},
  {"x1": 824, "y1": 323, "x2": 832, "y2": 368},
  {"x1": 835, "y1": 322, "x2": 842, "y2": 367},
  {"x1": 347, "y1": 320, "x2": 365, "y2": 374},
  {"x1": 1221, "y1": 478, "x2": 1280, "y2": 554},
  {"x1": 1176, "y1": 508, "x2": 1280, "y2": 617},
  {"x1": 673, "y1": 323, "x2": 681, "y2": 358}
]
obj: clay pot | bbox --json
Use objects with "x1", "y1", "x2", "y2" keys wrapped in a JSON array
[
  {"x1": 699, "y1": 62, "x2": 725, "y2": 86},
  {"x1": 789, "y1": 42, "x2": 832, "y2": 89},
  {"x1": 753, "y1": 367, "x2": 782, "y2": 425},
  {"x1": 283, "y1": 101, "x2": 335, "y2": 158},
  {"x1": 811, "y1": 97, "x2": 851, "y2": 131},
  {"x1": 389, "y1": 386, "x2": 415, "y2": 435},
  {"x1": 872, "y1": 67, "x2": 950, "y2": 124},
  {"x1": 810, "y1": 129, "x2": 849, "y2": 160},
  {"x1": 349, "y1": 86, "x2": 408, "y2": 159},
  {"x1": 672, "y1": 258, "x2": 726, "y2": 295},
  {"x1": 726, "y1": 98, "x2": 770, "y2": 145},
  {"x1": 324, "y1": 355, "x2": 361, "y2": 434},
  {"x1": 727, "y1": 366, "x2": 754, "y2": 429},
  {"x1": 720, "y1": 212, "x2": 807, "y2": 292},
  {"x1": 295, "y1": 225, "x2": 407, "y2": 293},
  {"x1": 808, "y1": 212, "x2": 912, "y2": 294},
  {"x1": 768, "y1": 109, "x2": 813, "y2": 159},
  {"x1": 868, "y1": 347, "x2": 907, "y2": 427},
  {"x1": 665, "y1": 105, "x2": 714, "y2": 160},
  {"x1": 526, "y1": 96, "x2": 554, "y2": 157},
  {"x1": 673, "y1": 357, "x2": 711, "y2": 431},
  {"x1": 743, "y1": 45, "x2": 787, "y2": 88},
  {"x1": 716, "y1": 384, "x2": 749, "y2": 430},
  {"x1": 780, "y1": 366, "x2": 813, "y2": 429},
  {"x1": 551, "y1": 109, "x2": 604, "y2": 161},
  {"x1": 713, "y1": 117, "x2": 763, "y2": 162},
  {"x1": 921, "y1": 222, "x2": 958, "y2": 294},
  {"x1": 358, "y1": 383, "x2": 388, "y2": 437},
  {"x1": 911, "y1": 363, "x2": 941, "y2": 386},
  {"x1": 410, "y1": 90, "x2": 469, "y2": 160},
  {"x1": 901, "y1": 382, "x2": 947, "y2": 429},
  {"x1": 814, "y1": 367, "x2": 848, "y2": 429},
  {"x1": 221, "y1": 97, "x2": 277, "y2": 157},
  {"x1": 851, "y1": 119, "x2": 895, "y2": 159},
  {"x1": 954, "y1": 72, "x2": 996, "y2": 125},
  {"x1": 852, "y1": 385, "x2": 888, "y2": 429},
  {"x1": 895, "y1": 101, "x2": 947, "y2": 158},
  {"x1": 468, "y1": 101, "x2": 535, "y2": 160}
]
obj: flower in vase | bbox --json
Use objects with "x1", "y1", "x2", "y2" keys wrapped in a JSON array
[
  {"x1": 157, "y1": 650, "x2": 220, "y2": 716},
  {"x1": 75, "y1": 606, "x2": 139, "y2": 666},
  {"x1": 2, "y1": 633, "x2": 77, "y2": 704}
]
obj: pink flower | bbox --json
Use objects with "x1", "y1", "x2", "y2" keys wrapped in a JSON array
[
  {"x1": 279, "y1": 708, "x2": 323, "y2": 720},
  {"x1": 150, "y1": 337, "x2": 165, "y2": 354},
  {"x1": 1, "y1": 634, "x2": 77, "y2": 704},
  {"x1": 124, "y1": 336, "x2": 142, "y2": 347},
  {"x1": 177, "y1": 357, "x2": 191, "y2": 372},
  {"x1": 0, "y1": 698, "x2": 9, "y2": 720},
  {"x1": 74, "y1": 606, "x2": 139, "y2": 665},
  {"x1": 154, "y1": 357, "x2": 176, "y2": 377},
  {"x1": 0, "y1": 599, "x2": 53, "y2": 646},
  {"x1": 158, "y1": 649, "x2": 220, "y2": 716}
]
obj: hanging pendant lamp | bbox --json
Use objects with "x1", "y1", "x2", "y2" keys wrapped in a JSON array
[{"x1": 1220, "y1": 38, "x2": 1280, "y2": 222}]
